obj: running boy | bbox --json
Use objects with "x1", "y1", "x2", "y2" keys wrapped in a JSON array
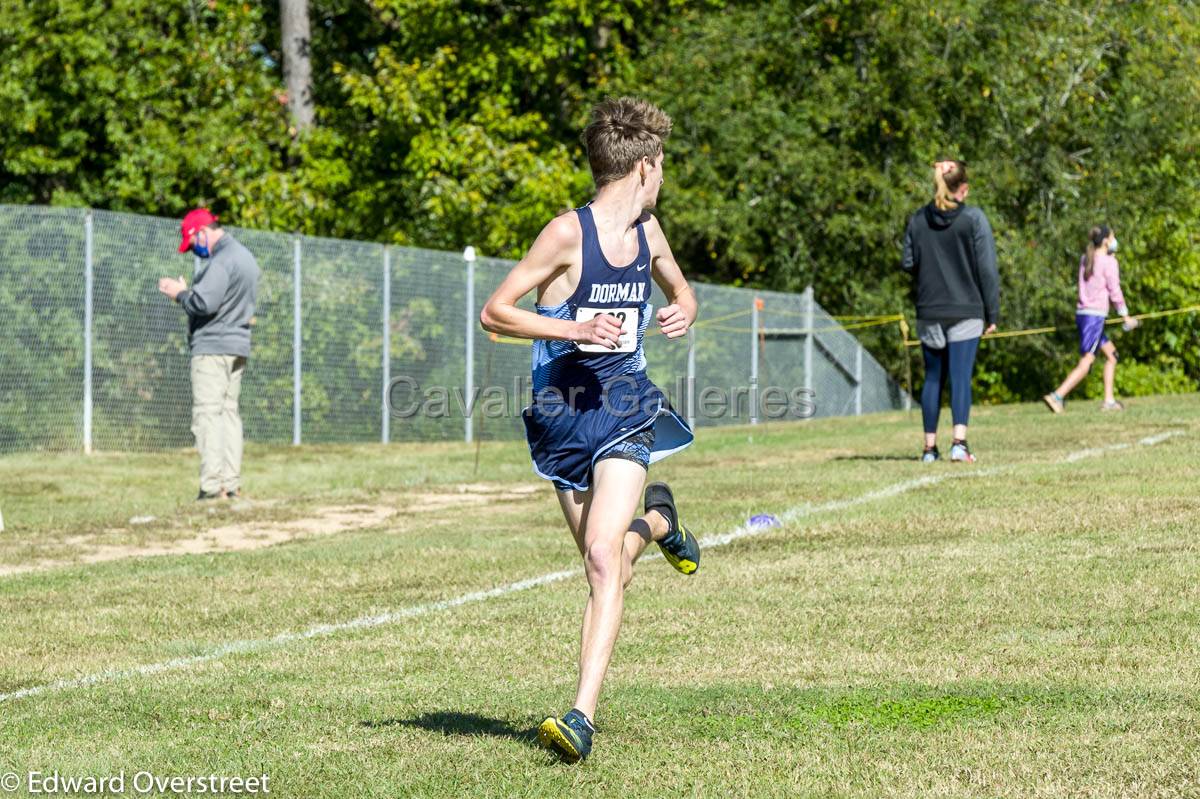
[{"x1": 480, "y1": 97, "x2": 699, "y2": 763}]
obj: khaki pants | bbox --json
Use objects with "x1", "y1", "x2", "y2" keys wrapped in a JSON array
[{"x1": 191, "y1": 354, "x2": 246, "y2": 494}]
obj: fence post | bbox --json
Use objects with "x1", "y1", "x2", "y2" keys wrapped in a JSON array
[
  {"x1": 749, "y1": 298, "x2": 759, "y2": 425},
  {"x1": 381, "y1": 247, "x2": 391, "y2": 444},
  {"x1": 83, "y1": 211, "x2": 94, "y2": 455},
  {"x1": 854, "y1": 342, "x2": 863, "y2": 416},
  {"x1": 463, "y1": 246, "x2": 476, "y2": 444},
  {"x1": 803, "y1": 285, "x2": 814, "y2": 415},
  {"x1": 686, "y1": 327, "x2": 696, "y2": 430},
  {"x1": 292, "y1": 237, "x2": 302, "y2": 446}
]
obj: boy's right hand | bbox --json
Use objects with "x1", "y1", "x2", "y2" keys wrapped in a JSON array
[
  {"x1": 573, "y1": 313, "x2": 623, "y2": 349},
  {"x1": 1122, "y1": 315, "x2": 1139, "y2": 331}
]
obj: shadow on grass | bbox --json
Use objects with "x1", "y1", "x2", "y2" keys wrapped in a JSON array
[
  {"x1": 360, "y1": 712, "x2": 538, "y2": 743},
  {"x1": 831, "y1": 454, "x2": 917, "y2": 462}
]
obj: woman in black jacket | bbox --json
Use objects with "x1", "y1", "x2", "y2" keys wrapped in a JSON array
[{"x1": 901, "y1": 160, "x2": 1000, "y2": 463}]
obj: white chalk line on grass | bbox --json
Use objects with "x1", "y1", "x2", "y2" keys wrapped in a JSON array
[
  {"x1": 1062, "y1": 430, "x2": 1183, "y2": 462},
  {"x1": 1064, "y1": 443, "x2": 1130, "y2": 462},
  {"x1": 0, "y1": 569, "x2": 583, "y2": 704},
  {"x1": 1140, "y1": 430, "x2": 1184, "y2": 447},
  {"x1": 0, "y1": 428, "x2": 1185, "y2": 705}
]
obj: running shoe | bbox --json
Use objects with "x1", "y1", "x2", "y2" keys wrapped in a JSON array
[
  {"x1": 1042, "y1": 392, "x2": 1064, "y2": 414},
  {"x1": 921, "y1": 446, "x2": 940, "y2": 463},
  {"x1": 949, "y1": 440, "x2": 976, "y2": 463},
  {"x1": 1100, "y1": 400, "x2": 1125, "y2": 412},
  {"x1": 644, "y1": 482, "x2": 700, "y2": 575},
  {"x1": 538, "y1": 708, "x2": 595, "y2": 763}
]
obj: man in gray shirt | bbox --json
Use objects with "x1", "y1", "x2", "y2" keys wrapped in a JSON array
[{"x1": 158, "y1": 208, "x2": 261, "y2": 500}]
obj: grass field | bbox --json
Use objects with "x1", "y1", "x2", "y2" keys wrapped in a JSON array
[{"x1": 2, "y1": 395, "x2": 1199, "y2": 798}]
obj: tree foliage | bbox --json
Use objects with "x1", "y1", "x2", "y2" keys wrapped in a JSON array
[
  {"x1": 0, "y1": 0, "x2": 1197, "y2": 400},
  {"x1": 0, "y1": 0, "x2": 284, "y2": 214},
  {"x1": 624, "y1": 0, "x2": 1200, "y2": 398}
]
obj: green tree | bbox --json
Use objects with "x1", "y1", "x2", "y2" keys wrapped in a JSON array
[
  {"x1": 2, "y1": 0, "x2": 1196, "y2": 405},
  {"x1": 241, "y1": 0, "x2": 700, "y2": 255},
  {"x1": 0, "y1": 0, "x2": 287, "y2": 215},
  {"x1": 622, "y1": 0, "x2": 1200, "y2": 399}
]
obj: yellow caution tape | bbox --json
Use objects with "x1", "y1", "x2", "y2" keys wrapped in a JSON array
[
  {"x1": 902, "y1": 304, "x2": 1200, "y2": 347},
  {"x1": 483, "y1": 300, "x2": 1200, "y2": 349}
]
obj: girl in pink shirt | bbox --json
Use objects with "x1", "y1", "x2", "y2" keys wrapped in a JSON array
[{"x1": 1043, "y1": 225, "x2": 1137, "y2": 413}]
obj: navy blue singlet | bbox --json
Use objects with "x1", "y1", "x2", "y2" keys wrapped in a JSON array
[{"x1": 522, "y1": 205, "x2": 693, "y2": 492}]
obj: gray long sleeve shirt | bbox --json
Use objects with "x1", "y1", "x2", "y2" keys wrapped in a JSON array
[{"x1": 175, "y1": 233, "x2": 261, "y2": 357}]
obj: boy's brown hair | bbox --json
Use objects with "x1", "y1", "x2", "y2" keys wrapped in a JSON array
[{"x1": 583, "y1": 97, "x2": 673, "y2": 189}]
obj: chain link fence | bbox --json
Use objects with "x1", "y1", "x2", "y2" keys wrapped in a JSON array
[{"x1": 0, "y1": 205, "x2": 908, "y2": 454}]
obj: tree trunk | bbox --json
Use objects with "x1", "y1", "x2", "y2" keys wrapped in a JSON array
[{"x1": 280, "y1": 0, "x2": 314, "y2": 133}]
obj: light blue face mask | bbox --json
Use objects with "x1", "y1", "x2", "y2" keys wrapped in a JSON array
[
  {"x1": 191, "y1": 231, "x2": 211, "y2": 258},
  {"x1": 1107, "y1": 237, "x2": 1119, "y2": 254}
]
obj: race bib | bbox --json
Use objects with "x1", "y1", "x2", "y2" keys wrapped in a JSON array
[{"x1": 575, "y1": 305, "x2": 643, "y2": 353}]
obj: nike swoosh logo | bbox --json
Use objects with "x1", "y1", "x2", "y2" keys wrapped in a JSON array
[{"x1": 636, "y1": 263, "x2": 647, "y2": 271}]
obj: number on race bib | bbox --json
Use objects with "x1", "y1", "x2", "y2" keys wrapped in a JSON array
[{"x1": 576, "y1": 305, "x2": 644, "y2": 353}]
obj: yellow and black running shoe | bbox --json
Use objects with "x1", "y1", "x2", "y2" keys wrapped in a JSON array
[
  {"x1": 644, "y1": 482, "x2": 700, "y2": 575},
  {"x1": 538, "y1": 708, "x2": 594, "y2": 763}
]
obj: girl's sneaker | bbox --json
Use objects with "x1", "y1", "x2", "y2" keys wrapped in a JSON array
[
  {"x1": 949, "y1": 440, "x2": 976, "y2": 463},
  {"x1": 921, "y1": 446, "x2": 940, "y2": 463},
  {"x1": 1100, "y1": 400, "x2": 1125, "y2": 412},
  {"x1": 1042, "y1": 392, "x2": 1064, "y2": 414}
]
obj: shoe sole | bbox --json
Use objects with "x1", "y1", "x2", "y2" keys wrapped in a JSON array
[
  {"x1": 1042, "y1": 396, "x2": 1063, "y2": 414},
  {"x1": 538, "y1": 718, "x2": 584, "y2": 763}
]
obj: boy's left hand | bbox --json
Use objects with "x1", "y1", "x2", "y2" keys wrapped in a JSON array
[{"x1": 656, "y1": 304, "x2": 690, "y2": 338}]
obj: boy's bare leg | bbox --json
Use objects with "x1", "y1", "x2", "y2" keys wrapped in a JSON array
[{"x1": 553, "y1": 459, "x2": 671, "y2": 721}]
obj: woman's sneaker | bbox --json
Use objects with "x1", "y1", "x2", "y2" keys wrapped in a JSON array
[
  {"x1": 1100, "y1": 400, "x2": 1125, "y2": 412},
  {"x1": 538, "y1": 708, "x2": 595, "y2": 763},
  {"x1": 921, "y1": 446, "x2": 940, "y2": 463},
  {"x1": 1042, "y1": 392, "x2": 1065, "y2": 414},
  {"x1": 949, "y1": 440, "x2": 976, "y2": 463}
]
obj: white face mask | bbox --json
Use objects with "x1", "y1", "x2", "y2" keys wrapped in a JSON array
[{"x1": 1107, "y1": 237, "x2": 1119, "y2": 254}]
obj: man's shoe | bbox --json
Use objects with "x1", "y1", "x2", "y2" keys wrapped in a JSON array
[
  {"x1": 196, "y1": 489, "x2": 225, "y2": 501},
  {"x1": 538, "y1": 708, "x2": 594, "y2": 763},
  {"x1": 644, "y1": 482, "x2": 699, "y2": 575}
]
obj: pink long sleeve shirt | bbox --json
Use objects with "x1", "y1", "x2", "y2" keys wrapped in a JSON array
[{"x1": 1077, "y1": 251, "x2": 1128, "y2": 317}]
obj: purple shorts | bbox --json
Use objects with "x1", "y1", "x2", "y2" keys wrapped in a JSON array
[{"x1": 1076, "y1": 314, "x2": 1110, "y2": 355}]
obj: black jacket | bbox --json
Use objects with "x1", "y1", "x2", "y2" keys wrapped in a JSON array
[{"x1": 902, "y1": 202, "x2": 1000, "y2": 325}]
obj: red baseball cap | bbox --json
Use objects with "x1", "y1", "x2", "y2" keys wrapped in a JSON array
[{"x1": 178, "y1": 208, "x2": 218, "y2": 252}]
